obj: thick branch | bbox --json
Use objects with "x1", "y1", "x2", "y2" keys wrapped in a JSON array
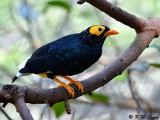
[
  {"x1": 15, "y1": 97, "x2": 34, "y2": 120},
  {"x1": 0, "y1": 85, "x2": 33, "y2": 120},
  {"x1": 0, "y1": 0, "x2": 160, "y2": 119},
  {"x1": 86, "y1": 0, "x2": 145, "y2": 30}
]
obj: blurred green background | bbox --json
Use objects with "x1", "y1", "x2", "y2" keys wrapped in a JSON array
[{"x1": 0, "y1": 0, "x2": 160, "y2": 120}]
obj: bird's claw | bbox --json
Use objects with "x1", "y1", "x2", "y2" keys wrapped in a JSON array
[
  {"x1": 58, "y1": 84, "x2": 75, "y2": 98},
  {"x1": 69, "y1": 81, "x2": 84, "y2": 93}
]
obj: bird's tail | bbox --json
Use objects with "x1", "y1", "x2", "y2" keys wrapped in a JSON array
[
  {"x1": 12, "y1": 58, "x2": 29, "y2": 83},
  {"x1": 12, "y1": 76, "x2": 18, "y2": 83},
  {"x1": 12, "y1": 71, "x2": 23, "y2": 83}
]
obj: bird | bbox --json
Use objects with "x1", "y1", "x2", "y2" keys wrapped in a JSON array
[{"x1": 12, "y1": 25, "x2": 119, "y2": 97}]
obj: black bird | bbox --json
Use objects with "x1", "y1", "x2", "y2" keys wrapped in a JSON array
[{"x1": 12, "y1": 25, "x2": 119, "y2": 97}]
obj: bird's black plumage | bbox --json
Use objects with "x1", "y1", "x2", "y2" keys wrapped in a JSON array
[{"x1": 14, "y1": 25, "x2": 119, "y2": 81}]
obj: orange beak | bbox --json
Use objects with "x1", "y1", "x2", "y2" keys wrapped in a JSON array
[{"x1": 104, "y1": 29, "x2": 119, "y2": 37}]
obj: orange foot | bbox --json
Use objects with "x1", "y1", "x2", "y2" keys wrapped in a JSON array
[
  {"x1": 68, "y1": 81, "x2": 84, "y2": 93},
  {"x1": 58, "y1": 76, "x2": 84, "y2": 93},
  {"x1": 53, "y1": 78, "x2": 75, "y2": 98}
]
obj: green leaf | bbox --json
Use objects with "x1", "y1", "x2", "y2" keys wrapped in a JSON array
[
  {"x1": 52, "y1": 101, "x2": 65, "y2": 118},
  {"x1": 52, "y1": 100, "x2": 70, "y2": 118},
  {"x1": 85, "y1": 93, "x2": 109, "y2": 103},
  {"x1": 44, "y1": 1, "x2": 71, "y2": 13},
  {"x1": 150, "y1": 63, "x2": 160, "y2": 68},
  {"x1": 114, "y1": 71, "x2": 127, "y2": 82}
]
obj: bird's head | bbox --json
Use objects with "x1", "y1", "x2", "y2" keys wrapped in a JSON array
[{"x1": 80, "y1": 25, "x2": 119, "y2": 46}]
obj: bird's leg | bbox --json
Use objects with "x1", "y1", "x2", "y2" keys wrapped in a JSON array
[
  {"x1": 58, "y1": 76, "x2": 84, "y2": 93},
  {"x1": 53, "y1": 77, "x2": 75, "y2": 98}
]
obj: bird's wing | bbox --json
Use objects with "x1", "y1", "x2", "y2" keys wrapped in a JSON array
[
  {"x1": 21, "y1": 56, "x2": 55, "y2": 74},
  {"x1": 21, "y1": 34, "x2": 85, "y2": 74},
  {"x1": 30, "y1": 45, "x2": 47, "y2": 58}
]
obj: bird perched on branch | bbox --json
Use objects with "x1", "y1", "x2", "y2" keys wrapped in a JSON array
[{"x1": 12, "y1": 25, "x2": 119, "y2": 97}]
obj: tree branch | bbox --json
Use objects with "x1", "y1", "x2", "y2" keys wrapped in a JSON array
[
  {"x1": 85, "y1": 0, "x2": 145, "y2": 31},
  {"x1": 0, "y1": 106, "x2": 12, "y2": 120},
  {"x1": 15, "y1": 97, "x2": 34, "y2": 120},
  {"x1": 73, "y1": 99, "x2": 160, "y2": 114},
  {"x1": 127, "y1": 69, "x2": 143, "y2": 114},
  {"x1": 0, "y1": 0, "x2": 160, "y2": 119}
]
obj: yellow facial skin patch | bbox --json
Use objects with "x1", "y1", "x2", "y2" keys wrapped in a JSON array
[
  {"x1": 37, "y1": 73, "x2": 48, "y2": 78},
  {"x1": 89, "y1": 25, "x2": 105, "y2": 36}
]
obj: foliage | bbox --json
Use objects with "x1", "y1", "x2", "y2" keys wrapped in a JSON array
[
  {"x1": 150, "y1": 63, "x2": 160, "y2": 68},
  {"x1": 44, "y1": 0, "x2": 71, "y2": 13},
  {"x1": 114, "y1": 71, "x2": 127, "y2": 82},
  {"x1": 52, "y1": 100, "x2": 70, "y2": 118},
  {"x1": 52, "y1": 101, "x2": 65, "y2": 118},
  {"x1": 85, "y1": 93, "x2": 109, "y2": 103}
]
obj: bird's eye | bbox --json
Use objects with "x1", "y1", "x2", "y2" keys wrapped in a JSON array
[{"x1": 98, "y1": 28, "x2": 102, "y2": 31}]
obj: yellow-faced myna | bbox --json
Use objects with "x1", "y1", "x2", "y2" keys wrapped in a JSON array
[{"x1": 12, "y1": 25, "x2": 119, "y2": 97}]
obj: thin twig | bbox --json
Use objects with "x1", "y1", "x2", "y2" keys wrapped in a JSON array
[
  {"x1": 0, "y1": 106, "x2": 12, "y2": 120},
  {"x1": 73, "y1": 98, "x2": 160, "y2": 113},
  {"x1": 127, "y1": 69, "x2": 143, "y2": 114},
  {"x1": 65, "y1": 98, "x2": 71, "y2": 114}
]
